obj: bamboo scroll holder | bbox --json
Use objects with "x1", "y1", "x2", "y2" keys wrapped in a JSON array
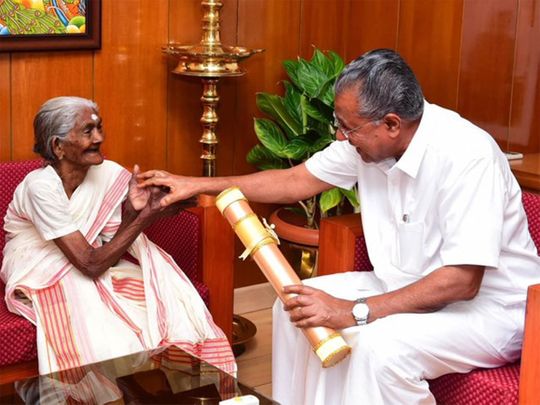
[{"x1": 216, "y1": 187, "x2": 351, "y2": 368}]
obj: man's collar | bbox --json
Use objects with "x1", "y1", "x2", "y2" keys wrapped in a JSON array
[{"x1": 393, "y1": 100, "x2": 431, "y2": 179}]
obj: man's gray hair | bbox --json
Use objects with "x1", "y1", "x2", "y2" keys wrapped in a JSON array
[
  {"x1": 33, "y1": 96, "x2": 98, "y2": 161},
  {"x1": 335, "y1": 49, "x2": 424, "y2": 122}
]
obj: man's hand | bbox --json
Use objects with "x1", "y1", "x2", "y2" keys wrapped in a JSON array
[
  {"x1": 137, "y1": 170, "x2": 198, "y2": 207},
  {"x1": 282, "y1": 284, "x2": 356, "y2": 330},
  {"x1": 138, "y1": 186, "x2": 197, "y2": 222}
]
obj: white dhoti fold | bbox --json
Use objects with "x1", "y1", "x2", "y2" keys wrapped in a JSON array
[{"x1": 272, "y1": 272, "x2": 523, "y2": 405}]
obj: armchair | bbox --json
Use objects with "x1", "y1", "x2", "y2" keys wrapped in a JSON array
[
  {"x1": 318, "y1": 191, "x2": 540, "y2": 405},
  {"x1": 0, "y1": 159, "x2": 234, "y2": 384}
]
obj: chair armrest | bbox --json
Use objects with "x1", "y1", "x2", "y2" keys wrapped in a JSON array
[
  {"x1": 195, "y1": 195, "x2": 235, "y2": 342},
  {"x1": 519, "y1": 283, "x2": 540, "y2": 404},
  {"x1": 319, "y1": 213, "x2": 363, "y2": 276}
]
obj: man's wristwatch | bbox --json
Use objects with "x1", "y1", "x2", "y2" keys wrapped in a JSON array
[{"x1": 352, "y1": 297, "x2": 370, "y2": 326}]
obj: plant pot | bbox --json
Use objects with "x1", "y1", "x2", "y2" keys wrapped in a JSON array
[{"x1": 269, "y1": 208, "x2": 319, "y2": 279}]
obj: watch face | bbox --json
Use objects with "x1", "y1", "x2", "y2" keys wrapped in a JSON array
[{"x1": 353, "y1": 303, "x2": 369, "y2": 320}]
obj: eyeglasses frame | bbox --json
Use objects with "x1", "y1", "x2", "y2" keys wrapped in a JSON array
[{"x1": 333, "y1": 113, "x2": 377, "y2": 140}]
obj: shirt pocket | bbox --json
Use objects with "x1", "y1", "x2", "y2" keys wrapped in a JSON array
[{"x1": 397, "y1": 221, "x2": 425, "y2": 273}]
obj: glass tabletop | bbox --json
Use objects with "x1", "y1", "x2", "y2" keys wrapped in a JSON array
[{"x1": 0, "y1": 344, "x2": 279, "y2": 404}]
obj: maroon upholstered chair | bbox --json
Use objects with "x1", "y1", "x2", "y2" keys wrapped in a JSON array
[
  {"x1": 319, "y1": 191, "x2": 540, "y2": 405},
  {"x1": 0, "y1": 159, "x2": 234, "y2": 383}
]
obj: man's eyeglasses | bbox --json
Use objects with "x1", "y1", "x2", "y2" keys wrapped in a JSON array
[{"x1": 333, "y1": 113, "x2": 373, "y2": 140}]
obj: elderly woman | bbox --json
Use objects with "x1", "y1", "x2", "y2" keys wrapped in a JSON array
[{"x1": 1, "y1": 97, "x2": 235, "y2": 378}]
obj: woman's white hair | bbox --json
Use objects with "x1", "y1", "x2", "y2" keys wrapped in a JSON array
[{"x1": 33, "y1": 96, "x2": 98, "y2": 162}]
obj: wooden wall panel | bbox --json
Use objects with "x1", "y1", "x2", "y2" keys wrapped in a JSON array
[
  {"x1": 0, "y1": 55, "x2": 10, "y2": 161},
  {"x1": 235, "y1": 0, "x2": 301, "y2": 175},
  {"x1": 1, "y1": 0, "x2": 539, "y2": 290},
  {"x1": 167, "y1": 73, "x2": 209, "y2": 176},
  {"x1": 344, "y1": 0, "x2": 399, "y2": 62},
  {"x1": 10, "y1": 53, "x2": 93, "y2": 161},
  {"x1": 233, "y1": 0, "x2": 303, "y2": 287},
  {"x1": 458, "y1": 0, "x2": 518, "y2": 150},
  {"x1": 94, "y1": 0, "x2": 169, "y2": 172},
  {"x1": 509, "y1": 0, "x2": 540, "y2": 154},
  {"x1": 299, "y1": 0, "x2": 349, "y2": 59},
  {"x1": 398, "y1": 0, "x2": 463, "y2": 110}
]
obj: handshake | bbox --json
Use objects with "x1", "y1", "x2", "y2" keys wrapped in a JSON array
[{"x1": 128, "y1": 165, "x2": 198, "y2": 216}]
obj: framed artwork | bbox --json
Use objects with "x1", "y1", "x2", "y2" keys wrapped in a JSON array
[{"x1": 0, "y1": 0, "x2": 101, "y2": 52}]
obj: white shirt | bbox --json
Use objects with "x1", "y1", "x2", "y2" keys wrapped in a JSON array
[{"x1": 306, "y1": 101, "x2": 540, "y2": 305}]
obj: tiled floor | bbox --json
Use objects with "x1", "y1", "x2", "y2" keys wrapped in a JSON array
[{"x1": 234, "y1": 283, "x2": 276, "y2": 399}]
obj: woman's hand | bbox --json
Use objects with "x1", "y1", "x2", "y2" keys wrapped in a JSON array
[
  {"x1": 282, "y1": 284, "x2": 356, "y2": 330},
  {"x1": 137, "y1": 170, "x2": 198, "y2": 207},
  {"x1": 128, "y1": 165, "x2": 151, "y2": 211},
  {"x1": 138, "y1": 186, "x2": 167, "y2": 220}
]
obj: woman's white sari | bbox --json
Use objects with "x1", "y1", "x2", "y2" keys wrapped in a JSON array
[{"x1": 1, "y1": 160, "x2": 235, "y2": 377}]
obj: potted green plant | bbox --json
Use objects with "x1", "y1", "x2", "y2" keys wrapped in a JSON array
[{"x1": 246, "y1": 48, "x2": 359, "y2": 277}]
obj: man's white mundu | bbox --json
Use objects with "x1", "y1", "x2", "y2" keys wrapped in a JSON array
[{"x1": 216, "y1": 187, "x2": 350, "y2": 367}]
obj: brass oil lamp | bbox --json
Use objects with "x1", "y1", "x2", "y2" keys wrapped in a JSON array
[{"x1": 163, "y1": 0, "x2": 263, "y2": 177}]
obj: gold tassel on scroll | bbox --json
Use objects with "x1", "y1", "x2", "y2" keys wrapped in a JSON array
[{"x1": 216, "y1": 187, "x2": 351, "y2": 368}]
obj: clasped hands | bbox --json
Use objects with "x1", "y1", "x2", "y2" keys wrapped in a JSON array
[
  {"x1": 128, "y1": 165, "x2": 196, "y2": 219},
  {"x1": 135, "y1": 168, "x2": 197, "y2": 208}
]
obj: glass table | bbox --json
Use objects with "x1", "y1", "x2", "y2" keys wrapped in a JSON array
[{"x1": 0, "y1": 345, "x2": 278, "y2": 404}]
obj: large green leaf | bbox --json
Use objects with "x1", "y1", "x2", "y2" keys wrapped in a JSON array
[
  {"x1": 319, "y1": 188, "x2": 342, "y2": 214},
  {"x1": 294, "y1": 59, "x2": 328, "y2": 99},
  {"x1": 283, "y1": 81, "x2": 303, "y2": 125},
  {"x1": 327, "y1": 51, "x2": 345, "y2": 76},
  {"x1": 301, "y1": 96, "x2": 330, "y2": 124},
  {"x1": 340, "y1": 187, "x2": 360, "y2": 207},
  {"x1": 256, "y1": 93, "x2": 301, "y2": 138},
  {"x1": 283, "y1": 59, "x2": 300, "y2": 89},
  {"x1": 282, "y1": 136, "x2": 312, "y2": 160},
  {"x1": 309, "y1": 132, "x2": 333, "y2": 152},
  {"x1": 311, "y1": 48, "x2": 335, "y2": 78},
  {"x1": 246, "y1": 144, "x2": 288, "y2": 170},
  {"x1": 254, "y1": 118, "x2": 289, "y2": 158},
  {"x1": 283, "y1": 50, "x2": 340, "y2": 108},
  {"x1": 309, "y1": 98, "x2": 334, "y2": 119},
  {"x1": 317, "y1": 78, "x2": 336, "y2": 107}
]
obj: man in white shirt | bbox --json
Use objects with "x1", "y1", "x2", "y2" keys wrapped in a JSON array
[{"x1": 138, "y1": 49, "x2": 540, "y2": 405}]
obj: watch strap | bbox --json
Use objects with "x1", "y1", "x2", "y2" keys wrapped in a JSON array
[{"x1": 355, "y1": 297, "x2": 367, "y2": 304}]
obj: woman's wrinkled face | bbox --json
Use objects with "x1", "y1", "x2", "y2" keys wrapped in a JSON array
[{"x1": 58, "y1": 107, "x2": 104, "y2": 167}]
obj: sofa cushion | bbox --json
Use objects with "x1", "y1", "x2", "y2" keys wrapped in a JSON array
[
  {"x1": 523, "y1": 191, "x2": 540, "y2": 249},
  {"x1": 0, "y1": 159, "x2": 44, "y2": 262},
  {"x1": 0, "y1": 284, "x2": 37, "y2": 367},
  {"x1": 354, "y1": 235, "x2": 374, "y2": 272},
  {"x1": 144, "y1": 211, "x2": 201, "y2": 284},
  {"x1": 429, "y1": 361, "x2": 520, "y2": 405}
]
